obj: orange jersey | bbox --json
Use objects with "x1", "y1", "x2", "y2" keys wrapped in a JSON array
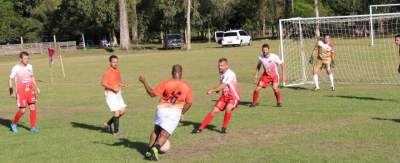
[
  {"x1": 154, "y1": 79, "x2": 192, "y2": 107},
  {"x1": 101, "y1": 67, "x2": 121, "y2": 90}
]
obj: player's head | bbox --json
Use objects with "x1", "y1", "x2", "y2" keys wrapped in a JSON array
[
  {"x1": 109, "y1": 55, "x2": 118, "y2": 69},
  {"x1": 19, "y1": 51, "x2": 30, "y2": 65},
  {"x1": 323, "y1": 34, "x2": 332, "y2": 43},
  {"x1": 261, "y1": 44, "x2": 270, "y2": 55},
  {"x1": 218, "y1": 58, "x2": 229, "y2": 74},
  {"x1": 395, "y1": 34, "x2": 400, "y2": 46},
  {"x1": 171, "y1": 64, "x2": 183, "y2": 79}
]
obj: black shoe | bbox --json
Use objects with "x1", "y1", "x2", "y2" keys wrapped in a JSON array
[
  {"x1": 104, "y1": 124, "x2": 113, "y2": 134},
  {"x1": 276, "y1": 103, "x2": 282, "y2": 107},
  {"x1": 192, "y1": 128, "x2": 202, "y2": 134},
  {"x1": 249, "y1": 103, "x2": 256, "y2": 108},
  {"x1": 221, "y1": 127, "x2": 227, "y2": 134}
]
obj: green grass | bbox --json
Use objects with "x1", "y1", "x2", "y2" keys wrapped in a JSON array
[{"x1": 0, "y1": 40, "x2": 399, "y2": 163}]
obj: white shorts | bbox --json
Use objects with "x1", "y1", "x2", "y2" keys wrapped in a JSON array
[
  {"x1": 154, "y1": 106, "x2": 182, "y2": 134},
  {"x1": 105, "y1": 90, "x2": 127, "y2": 112}
]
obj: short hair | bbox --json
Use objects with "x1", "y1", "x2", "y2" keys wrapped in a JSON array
[
  {"x1": 261, "y1": 43, "x2": 270, "y2": 49},
  {"x1": 19, "y1": 51, "x2": 29, "y2": 58},
  {"x1": 323, "y1": 34, "x2": 331, "y2": 38},
  {"x1": 395, "y1": 34, "x2": 400, "y2": 38},
  {"x1": 171, "y1": 64, "x2": 183, "y2": 78},
  {"x1": 109, "y1": 55, "x2": 118, "y2": 62},
  {"x1": 218, "y1": 57, "x2": 228, "y2": 63}
]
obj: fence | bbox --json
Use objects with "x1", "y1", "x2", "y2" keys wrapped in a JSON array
[{"x1": 0, "y1": 41, "x2": 77, "y2": 55}]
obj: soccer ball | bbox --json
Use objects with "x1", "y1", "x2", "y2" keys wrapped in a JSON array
[{"x1": 159, "y1": 139, "x2": 171, "y2": 153}]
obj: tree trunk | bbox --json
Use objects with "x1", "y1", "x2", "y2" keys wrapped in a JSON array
[
  {"x1": 111, "y1": 30, "x2": 118, "y2": 46},
  {"x1": 207, "y1": 28, "x2": 211, "y2": 43},
  {"x1": 314, "y1": 0, "x2": 320, "y2": 38},
  {"x1": 272, "y1": 0, "x2": 277, "y2": 37},
  {"x1": 259, "y1": 0, "x2": 267, "y2": 37},
  {"x1": 131, "y1": 0, "x2": 138, "y2": 44},
  {"x1": 119, "y1": 0, "x2": 130, "y2": 50},
  {"x1": 186, "y1": 0, "x2": 191, "y2": 50}
]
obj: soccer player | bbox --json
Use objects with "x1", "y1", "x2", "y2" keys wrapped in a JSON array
[
  {"x1": 309, "y1": 34, "x2": 336, "y2": 91},
  {"x1": 192, "y1": 58, "x2": 240, "y2": 134},
  {"x1": 101, "y1": 55, "x2": 128, "y2": 136},
  {"x1": 139, "y1": 64, "x2": 192, "y2": 161},
  {"x1": 395, "y1": 34, "x2": 400, "y2": 73},
  {"x1": 250, "y1": 44, "x2": 286, "y2": 108},
  {"x1": 9, "y1": 51, "x2": 40, "y2": 133}
]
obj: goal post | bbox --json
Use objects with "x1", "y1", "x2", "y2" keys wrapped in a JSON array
[
  {"x1": 279, "y1": 13, "x2": 400, "y2": 86},
  {"x1": 369, "y1": 3, "x2": 400, "y2": 46}
]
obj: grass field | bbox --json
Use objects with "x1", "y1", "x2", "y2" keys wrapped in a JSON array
[{"x1": 0, "y1": 40, "x2": 399, "y2": 163}]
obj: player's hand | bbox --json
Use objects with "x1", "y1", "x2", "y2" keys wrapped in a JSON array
[
  {"x1": 180, "y1": 114, "x2": 184, "y2": 122},
  {"x1": 331, "y1": 60, "x2": 335, "y2": 69},
  {"x1": 206, "y1": 90, "x2": 213, "y2": 95},
  {"x1": 9, "y1": 87, "x2": 15, "y2": 97},
  {"x1": 113, "y1": 87, "x2": 120, "y2": 93},
  {"x1": 36, "y1": 87, "x2": 41, "y2": 94},
  {"x1": 253, "y1": 75, "x2": 258, "y2": 84},
  {"x1": 138, "y1": 75, "x2": 146, "y2": 84},
  {"x1": 308, "y1": 55, "x2": 314, "y2": 64}
]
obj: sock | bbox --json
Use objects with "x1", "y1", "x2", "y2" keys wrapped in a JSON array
[
  {"x1": 30, "y1": 109, "x2": 37, "y2": 128},
  {"x1": 113, "y1": 116, "x2": 120, "y2": 133},
  {"x1": 274, "y1": 90, "x2": 281, "y2": 104},
  {"x1": 313, "y1": 74, "x2": 319, "y2": 88},
  {"x1": 12, "y1": 111, "x2": 24, "y2": 124},
  {"x1": 155, "y1": 144, "x2": 161, "y2": 151},
  {"x1": 329, "y1": 74, "x2": 334, "y2": 87},
  {"x1": 252, "y1": 90, "x2": 260, "y2": 105},
  {"x1": 199, "y1": 113, "x2": 215, "y2": 130},
  {"x1": 107, "y1": 117, "x2": 114, "y2": 126},
  {"x1": 223, "y1": 112, "x2": 231, "y2": 128}
]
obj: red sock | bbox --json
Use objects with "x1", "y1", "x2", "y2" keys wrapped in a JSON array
[
  {"x1": 30, "y1": 109, "x2": 37, "y2": 128},
  {"x1": 12, "y1": 111, "x2": 24, "y2": 124},
  {"x1": 199, "y1": 113, "x2": 214, "y2": 130},
  {"x1": 274, "y1": 90, "x2": 281, "y2": 104},
  {"x1": 223, "y1": 112, "x2": 231, "y2": 128},
  {"x1": 252, "y1": 90, "x2": 260, "y2": 105}
]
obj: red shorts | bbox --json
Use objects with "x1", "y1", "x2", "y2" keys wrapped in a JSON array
[
  {"x1": 16, "y1": 84, "x2": 36, "y2": 108},
  {"x1": 214, "y1": 95, "x2": 240, "y2": 111},
  {"x1": 257, "y1": 74, "x2": 279, "y2": 88}
]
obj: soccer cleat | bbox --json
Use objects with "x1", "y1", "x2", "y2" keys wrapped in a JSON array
[
  {"x1": 276, "y1": 103, "x2": 282, "y2": 107},
  {"x1": 331, "y1": 86, "x2": 335, "y2": 91},
  {"x1": 150, "y1": 147, "x2": 159, "y2": 161},
  {"x1": 191, "y1": 128, "x2": 202, "y2": 134},
  {"x1": 30, "y1": 128, "x2": 39, "y2": 133},
  {"x1": 10, "y1": 124, "x2": 18, "y2": 133},
  {"x1": 103, "y1": 123, "x2": 113, "y2": 134},
  {"x1": 249, "y1": 104, "x2": 256, "y2": 108},
  {"x1": 220, "y1": 127, "x2": 227, "y2": 134},
  {"x1": 145, "y1": 147, "x2": 152, "y2": 159},
  {"x1": 314, "y1": 87, "x2": 320, "y2": 91}
]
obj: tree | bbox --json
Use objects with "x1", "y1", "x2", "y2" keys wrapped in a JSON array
[
  {"x1": 119, "y1": 0, "x2": 130, "y2": 50},
  {"x1": 185, "y1": 0, "x2": 191, "y2": 50},
  {"x1": 314, "y1": 0, "x2": 320, "y2": 38},
  {"x1": 129, "y1": 0, "x2": 139, "y2": 44}
]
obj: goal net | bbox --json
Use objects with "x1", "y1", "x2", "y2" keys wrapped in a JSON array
[{"x1": 279, "y1": 13, "x2": 400, "y2": 86}]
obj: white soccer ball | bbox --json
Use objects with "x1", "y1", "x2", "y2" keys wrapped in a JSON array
[{"x1": 159, "y1": 139, "x2": 171, "y2": 153}]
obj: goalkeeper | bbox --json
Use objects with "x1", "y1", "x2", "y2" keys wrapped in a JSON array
[{"x1": 308, "y1": 34, "x2": 335, "y2": 91}]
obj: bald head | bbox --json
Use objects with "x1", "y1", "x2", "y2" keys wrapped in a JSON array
[{"x1": 171, "y1": 64, "x2": 183, "y2": 79}]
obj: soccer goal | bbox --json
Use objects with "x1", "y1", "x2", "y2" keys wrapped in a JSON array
[{"x1": 279, "y1": 13, "x2": 400, "y2": 87}]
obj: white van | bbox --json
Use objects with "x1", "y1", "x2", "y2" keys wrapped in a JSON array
[
  {"x1": 221, "y1": 30, "x2": 251, "y2": 47},
  {"x1": 214, "y1": 31, "x2": 224, "y2": 44}
]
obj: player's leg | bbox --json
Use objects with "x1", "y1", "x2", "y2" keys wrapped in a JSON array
[
  {"x1": 313, "y1": 61, "x2": 322, "y2": 90},
  {"x1": 111, "y1": 110, "x2": 121, "y2": 135},
  {"x1": 251, "y1": 86, "x2": 263, "y2": 107},
  {"x1": 326, "y1": 63, "x2": 335, "y2": 91},
  {"x1": 272, "y1": 82, "x2": 282, "y2": 107},
  {"x1": 29, "y1": 104, "x2": 38, "y2": 133},
  {"x1": 146, "y1": 125, "x2": 162, "y2": 158},
  {"x1": 11, "y1": 107, "x2": 26, "y2": 133},
  {"x1": 193, "y1": 107, "x2": 222, "y2": 133},
  {"x1": 222, "y1": 101, "x2": 237, "y2": 133},
  {"x1": 151, "y1": 128, "x2": 170, "y2": 161}
]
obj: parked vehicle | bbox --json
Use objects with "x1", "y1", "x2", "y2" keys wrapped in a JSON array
[
  {"x1": 164, "y1": 34, "x2": 184, "y2": 49},
  {"x1": 221, "y1": 30, "x2": 251, "y2": 47},
  {"x1": 214, "y1": 31, "x2": 224, "y2": 44}
]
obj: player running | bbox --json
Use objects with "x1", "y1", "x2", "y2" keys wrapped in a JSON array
[
  {"x1": 101, "y1": 55, "x2": 128, "y2": 136},
  {"x1": 395, "y1": 35, "x2": 400, "y2": 73},
  {"x1": 309, "y1": 34, "x2": 336, "y2": 91},
  {"x1": 250, "y1": 44, "x2": 286, "y2": 108},
  {"x1": 192, "y1": 58, "x2": 240, "y2": 134},
  {"x1": 139, "y1": 64, "x2": 192, "y2": 161},
  {"x1": 9, "y1": 51, "x2": 40, "y2": 133}
]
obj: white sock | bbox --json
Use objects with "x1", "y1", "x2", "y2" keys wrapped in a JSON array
[
  {"x1": 313, "y1": 74, "x2": 319, "y2": 88},
  {"x1": 329, "y1": 74, "x2": 334, "y2": 87}
]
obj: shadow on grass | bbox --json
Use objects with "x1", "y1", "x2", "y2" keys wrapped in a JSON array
[
  {"x1": 0, "y1": 117, "x2": 31, "y2": 131},
  {"x1": 70, "y1": 122, "x2": 104, "y2": 132},
  {"x1": 95, "y1": 138, "x2": 148, "y2": 157},
  {"x1": 371, "y1": 117, "x2": 400, "y2": 123},
  {"x1": 285, "y1": 86, "x2": 310, "y2": 90},
  {"x1": 327, "y1": 95, "x2": 397, "y2": 102},
  {"x1": 179, "y1": 120, "x2": 220, "y2": 133}
]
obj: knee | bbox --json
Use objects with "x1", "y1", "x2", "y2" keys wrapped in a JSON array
[
  {"x1": 19, "y1": 108, "x2": 26, "y2": 113},
  {"x1": 160, "y1": 130, "x2": 170, "y2": 138}
]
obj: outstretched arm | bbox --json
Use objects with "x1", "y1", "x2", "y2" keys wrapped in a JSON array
[
  {"x1": 207, "y1": 83, "x2": 227, "y2": 95},
  {"x1": 254, "y1": 61, "x2": 262, "y2": 83},
  {"x1": 138, "y1": 75, "x2": 156, "y2": 97}
]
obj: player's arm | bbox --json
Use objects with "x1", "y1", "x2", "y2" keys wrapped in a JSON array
[
  {"x1": 309, "y1": 43, "x2": 319, "y2": 64},
  {"x1": 31, "y1": 76, "x2": 40, "y2": 94},
  {"x1": 101, "y1": 71, "x2": 119, "y2": 93},
  {"x1": 8, "y1": 78, "x2": 14, "y2": 96},
  {"x1": 138, "y1": 75, "x2": 157, "y2": 97},
  {"x1": 254, "y1": 61, "x2": 262, "y2": 83},
  {"x1": 207, "y1": 83, "x2": 227, "y2": 95}
]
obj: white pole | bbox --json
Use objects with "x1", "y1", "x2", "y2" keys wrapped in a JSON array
[
  {"x1": 20, "y1": 36, "x2": 23, "y2": 50},
  {"x1": 278, "y1": 20, "x2": 286, "y2": 86},
  {"x1": 298, "y1": 19, "x2": 307, "y2": 82},
  {"x1": 81, "y1": 33, "x2": 86, "y2": 50},
  {"x1": 369, "y1": 6, "x2": 375, "y2": 47},
  {"x1": 58, "y1": 46, "x2": 66, "y2": 78},
  {"x1": 53, "y1": 35, "x2": 57, "y2": 48}
]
